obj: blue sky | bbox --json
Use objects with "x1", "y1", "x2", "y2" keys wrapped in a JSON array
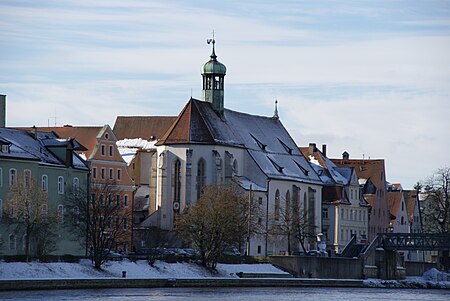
[{"x1": 1, "y1": 0, "x2": 449, "y2": 189}]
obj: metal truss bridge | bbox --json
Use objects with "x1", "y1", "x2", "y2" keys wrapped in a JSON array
[{"x1": 378, "y1": 233, "x2": 450, "y2": 251}]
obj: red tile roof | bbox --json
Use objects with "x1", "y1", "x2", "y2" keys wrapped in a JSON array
[
  {"x1": 387, "y1": 190, "x2": 403, "y2": 218},
  {"x1": 113, "y1": 116, "x2": 177, "y2": 140}
]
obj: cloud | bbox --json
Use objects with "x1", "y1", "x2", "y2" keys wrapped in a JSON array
[{"x1": 1, "y1": 0, "x2": 449, "y2": 189}]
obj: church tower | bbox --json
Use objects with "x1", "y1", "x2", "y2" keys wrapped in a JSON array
[{"x1": 202, "y1": 38, "x2": 226, "y2": 115}]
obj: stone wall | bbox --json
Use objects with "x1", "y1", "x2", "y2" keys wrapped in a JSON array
[{"x1": 270, "y1": 256, "x2": 363, "y2": 279}]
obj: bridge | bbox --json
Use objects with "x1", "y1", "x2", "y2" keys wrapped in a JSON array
[{"x1": 378, "y1": 233, "x2": 450, "y2": 251}]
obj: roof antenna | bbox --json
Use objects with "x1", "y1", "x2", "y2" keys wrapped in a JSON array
[{"x1": 273, "y1": 99, "x2": 279, "y2": 119}]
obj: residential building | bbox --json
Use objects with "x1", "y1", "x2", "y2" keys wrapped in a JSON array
[
  {"x1": 0, "y1": 128, "x2": 89, "y2": 256},
  {"x1": 38, "y1": 125, "x2": 135, "y2": 253},
  {"x1": 403, "y1": 189, "x2": 424, "y2": 261},
  {"x1": 300, "y1": 143, "x2": 369, "y2": 253},
  {"x1": 331, "y1": 154, "x2": 390, "y2": 241},
  {"x1": 113, "y1": 117, "x2": 176, "y2": 250}
]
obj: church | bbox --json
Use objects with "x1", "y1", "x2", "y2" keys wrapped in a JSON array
[
  {"x1": 149, "y1": 40, "x2": 322, "y2": 255},
  {"x1": 116, "y1": 40, "x2": 324, "y2": 256}
]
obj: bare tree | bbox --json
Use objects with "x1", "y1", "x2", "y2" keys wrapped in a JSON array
[
  {"x1": 293, "y1": 208, "x2": 317, "y2": 253},
  {"x1": 66, "y1": 180, "x2": 132, "y2": 269},
  {"x1": 421, "y1": 167, "x2": 450, "y2": 234},
  {"x1": 5, "y1": 173, "x2": 57, "y2": 261},
  {"x1": 176, "y1": 185, "x2": 259, "y2": 270}
]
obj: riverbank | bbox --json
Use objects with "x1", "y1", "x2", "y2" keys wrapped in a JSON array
[
  {"x1": 0, "y1": 277, "x2": 365, "y2": 291},
  {"x1": 0, "y1": 260, "x2": 448, "y2": 291}
]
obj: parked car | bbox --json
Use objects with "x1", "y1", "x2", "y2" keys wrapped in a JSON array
[
  {"x1": 223, "y1": 247, "x2": 241, "y2": 256},
  {"x1": 306, "y1": 250, "x2": 328, "y2": 257}
]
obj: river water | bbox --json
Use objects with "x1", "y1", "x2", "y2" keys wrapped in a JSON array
[{"x1": 1, "y1": 287, "x2": 449, "y2": 301}]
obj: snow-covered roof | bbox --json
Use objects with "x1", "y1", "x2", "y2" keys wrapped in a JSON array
[
  {"x1": 233, "y1": 176, "x2": 267, "y2": 192},
  {"x1": 159, "y1": 99, "x2": 321, "y2": 184},
  {"x1": 116, "y1": 138, "x2": 157, "y2": 166},
  {"x1": 0, "y1": 128, "x2": 88, "y2": 170}
]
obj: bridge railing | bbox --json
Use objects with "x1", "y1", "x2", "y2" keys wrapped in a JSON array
[{"x1": 379, "y1": 233, "x2": 450, "y2": 251}]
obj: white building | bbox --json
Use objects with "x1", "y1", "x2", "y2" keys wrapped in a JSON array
[{"x1": 119, "y1": 40, "x2": 324, "y2": 256}]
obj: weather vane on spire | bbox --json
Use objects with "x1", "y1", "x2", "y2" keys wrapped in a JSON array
[{"x1": 207, "y1": 30, "x2": 217, "y2": 59}]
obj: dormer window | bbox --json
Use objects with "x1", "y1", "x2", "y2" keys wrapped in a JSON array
[
  {"x1": 250, "y1": 134, "x2": 266, "y2": 151},
  {"x1": 268, "y1": 157, "x2": 284, "y2": 173},
  {"x1": 277, "y1": 138, "x2": 292, "y2": 155},
  {"x1": 293, "y1": 160, "x2": 309, "y2": 176},
  {"x1": 1, "y1": 144, "x2": 10, "y2": 153}
]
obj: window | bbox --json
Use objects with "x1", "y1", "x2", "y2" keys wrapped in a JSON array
[
  {"x1": 101, "y1": 168, "x2": 106, "y2": 179},
  {"x1": 109, "y1": 145, "x2": 113, "y2": 157},
  {"x1": 124, "y1": 195, "x2": 128, "y2": 207},
  {"x1": 285, "y1": 191, "x2": 291, "y2": 218},
  {"x1": 196, "y1": 158, "x2": 206, "y2": 200},
  {"x1": 109, "y1": 168, "x2": 114, "y2": 180},
  {"x1": 117, "y1": 169, "x2": 122, "y2": 181},
  {"x1": 57, "y1": 205, "x2": 64, "y2": 224},
  {"x1": 100, "y1": 194, "x2": 105, "y2": 206},
  {"x1": 72, "y1": 177, "x2": 79, "y2": 194},
  {"x1": 257, "y1": 245, "x2": 262, "y2": 254},
  {"x1": 116, "y1": 194, "x2": 121, "y2": 208},
  {"x1": 274, "y1": 189, "x2": 280, "y2": 221},
  {"x1": 232, "y1": 159, "x2": 238, "y2": 175},
  {"x1": 402, "y1": 201, "x2": 404, "y2": 211},
  {"x1": 101, "y1": 144, "x2": 106, "y2": 156},
  {"x1": 41, "y1": 204, "x2": 48, "y2": 218},
  {"x1": 259, "y1": 197, "x2": 263, "y2": 205},
  {"x1": 58, "y1": 176, "x2": 64, "y2": 194},
  {"x1": 24, "y1": 170, "x2": 31, "y2": 188},
  {"x1": 9, "y1": 234, "x2": 16, "y2": 250},
  {"x1": 1, "y1": 144, "x2": 9, "y2": 153},
  {"x1": 0, "y1": 168, "x2": 3, "y2": 187},
  {"x1": 22, "y1": 234, "x2": 27, "y2": 252},
  {"x1": 173, "y1": 159, "x2": 181, "y2": 203},
  {"x1": 9, "y1": 169, "x2": 16, "y2": 186},
  {"x1": 322, "y1": 207, "x2": 328, "y2": 219},
  {"x1": 123, "y1": 217, "x2": 128, "y2": 230},
  {"x1": 108, "y1": 194, "x2": 113, "y2": 206},
  {"x1": 41, "y1": 175, "x2": 48, "y2": 191},
  {"x1": 93, "y1": 167, "x2": 97, "y2": 179},
  {"x1": 73, "y1": 207, "x2": 80, "y2": 225}
]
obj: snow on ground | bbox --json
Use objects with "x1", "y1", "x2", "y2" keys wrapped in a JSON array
[
  {"x1": 364, "y1": 269, "x2": 450, "y2": 289},
  {"x1": 0, "y1": 260, "x2": 287, "y2": 280}
]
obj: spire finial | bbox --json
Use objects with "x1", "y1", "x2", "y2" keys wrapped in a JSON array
[
  {"x1": 207, "y1": 30, "x2": 217, "y2": 60},
  {"x1": 273, "y1": 99, "x2": 279, "y2": 119}
]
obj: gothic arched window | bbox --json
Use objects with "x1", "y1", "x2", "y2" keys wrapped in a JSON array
[
  {"x1": 173, "y1": 159, "x2": 181, "y2": 203},
  {"x1": 196, "y1": 158, "x2": 206, "y2": 200},
  {"x1": 285, "y1": 190, "x2": 291, "y2": 218},
  {"x1": 274, "y1": 189, "x2": 280, "y2": 221}
]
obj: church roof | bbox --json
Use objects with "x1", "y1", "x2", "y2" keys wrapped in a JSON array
[
  {"x1": 158, "y1": 98, "x2": 321, "y2": 184},
  {"x1": 113, "y1": 116, "x2": 177, "y2": 140}
]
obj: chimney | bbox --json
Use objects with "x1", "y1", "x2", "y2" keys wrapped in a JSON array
[
  {"x1": 308, "y1": 143, "x2": 316, "y2": 155},
  {"x1": 0, "y1": 94, "x2": 6, "y2": 128},
  {"x1": 66, "y1": 139, "x2": 74, "y2": 167},
  {"x1": 322, "y1": 144, "x2": 327, "y2": 157},
  {"x1": 342, "y1": 151, "x2": 349, "y2": 160}
]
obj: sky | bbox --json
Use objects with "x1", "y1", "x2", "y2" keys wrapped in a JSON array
[{"x1": 1, "y1": 0, "x2": 449, "y2": 189}]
